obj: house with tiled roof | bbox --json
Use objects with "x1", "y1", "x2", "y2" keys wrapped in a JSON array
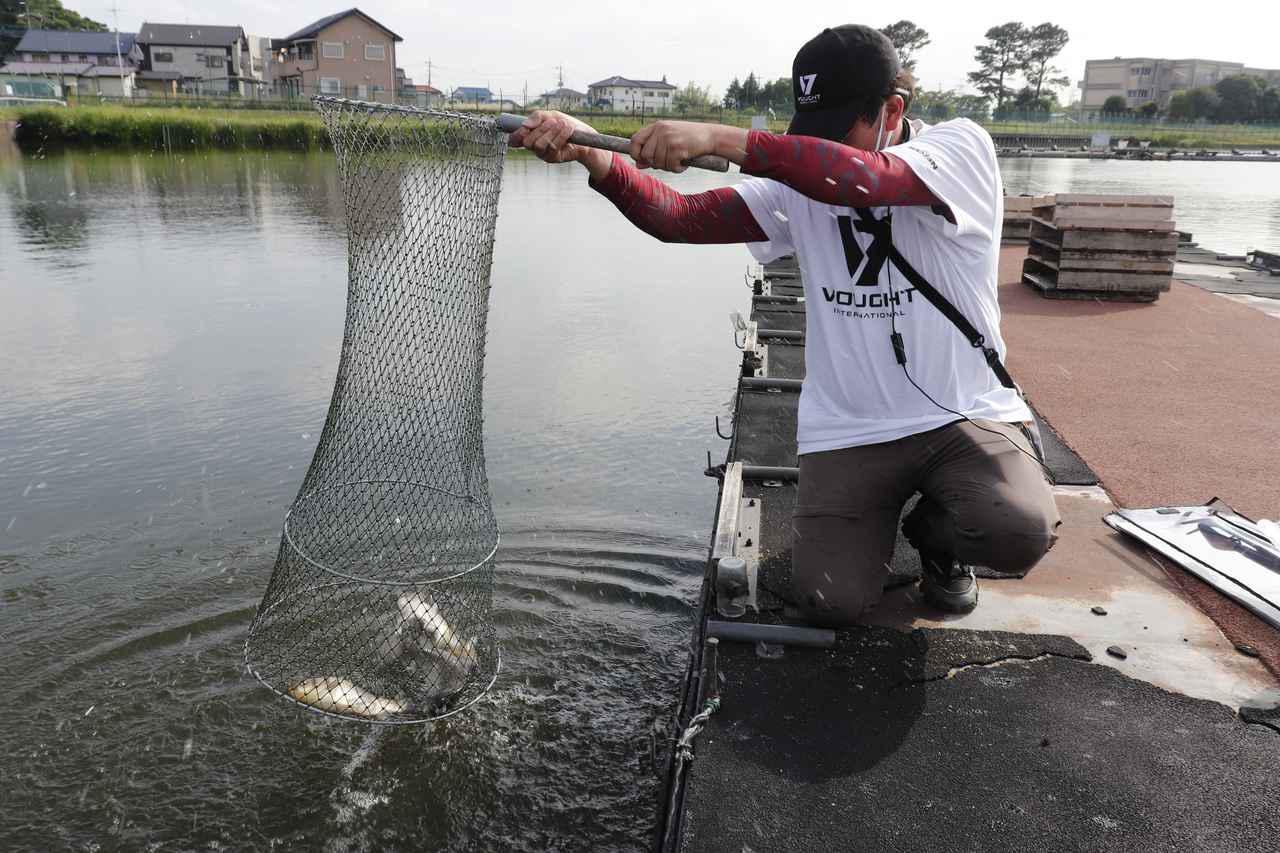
[
  {"x1": 2, "y1": 29, "x2": 141, "y2": 97},
  {"x1": 271, "y1": 8, "x2": 401, "y2": 101},
  {"x1": 536, "y1": 86, "x2": 588, "y2": 110},
  {"x1": 587, "y1": 75, "x2": 675, "y2": 113},
  {"x1": 135, "y1": 22, "x2": 263, "y2": 96}
]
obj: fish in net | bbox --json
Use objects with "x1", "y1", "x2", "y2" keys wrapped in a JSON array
[{"x1": 244, "y1": 98, "x2": 510, "y2": 724}]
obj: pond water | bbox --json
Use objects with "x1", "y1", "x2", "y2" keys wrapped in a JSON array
[{"x1": 1, "y1": 146, "x2": 1277, "y2": 851}]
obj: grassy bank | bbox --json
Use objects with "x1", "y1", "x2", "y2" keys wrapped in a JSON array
[
  {"x1": 5, "y1": 103, "x2": 1278, "y2": 153},
  {"x1": 9, "y1": 105, "x2": 329, "y2": 152}
]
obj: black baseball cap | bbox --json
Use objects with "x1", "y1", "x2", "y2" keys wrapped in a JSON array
[{"x1": 787, "y1": 25, "x2": 902, "y2": 142}]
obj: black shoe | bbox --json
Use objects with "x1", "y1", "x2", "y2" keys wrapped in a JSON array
[{"x1": 919, "y1": 553, "x2": 979, "y2": 613}]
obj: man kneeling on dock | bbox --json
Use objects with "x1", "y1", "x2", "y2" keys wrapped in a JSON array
[{"x1": 512, "y1": 24, "x2": 1060, "y2": 623}]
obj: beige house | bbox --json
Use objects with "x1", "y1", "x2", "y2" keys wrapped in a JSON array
[{"x1": 272, "y1": 8, "x2": 402, "y2": 100}]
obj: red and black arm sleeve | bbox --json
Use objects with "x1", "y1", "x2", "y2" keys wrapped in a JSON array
[
  {"x1": 588, "y1": 130, "x2": 944, "y2": 245},
  {"x1": 739, "y1": 130, "x2": 942, "y2": 209},
  {"x1": 589, "y1": 153, "x2": 767, "y2": 244}
]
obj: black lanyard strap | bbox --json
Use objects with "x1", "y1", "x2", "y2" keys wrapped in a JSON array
[{"x1": 845, "y1": 206, "x2": 1018, "y2": 391}]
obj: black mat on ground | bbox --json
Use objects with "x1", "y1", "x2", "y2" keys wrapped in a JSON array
[
  {"x1": 679, "y1": 626, "x2": 1280, "y2": 853},
  {"x1": 749, "y1": 307, "x2": 805, "y2": 332},
  {"x1": 1032, "y1": 408, "x2": 1097, "y2": 486},
  {"x1": 763, "y1": 343, "x2": 805, "y2": 380}
]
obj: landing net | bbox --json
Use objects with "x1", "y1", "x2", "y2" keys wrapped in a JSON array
[{"x1": 244, "y1": 98, "x2": 508, "y2": 723}]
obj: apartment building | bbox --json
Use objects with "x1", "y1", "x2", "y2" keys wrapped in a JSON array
[{"x1": 1079, "y1": 56, "x2": 1280, "y2": 110}]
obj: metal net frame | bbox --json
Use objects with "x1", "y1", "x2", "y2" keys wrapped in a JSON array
[{"x1": 245, "y1": 98, "x2": 508, "y2": 724}]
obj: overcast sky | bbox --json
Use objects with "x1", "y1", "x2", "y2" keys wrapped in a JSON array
[{"x1": 75, "y1": 1, "x2": 1278, "y2": 102}]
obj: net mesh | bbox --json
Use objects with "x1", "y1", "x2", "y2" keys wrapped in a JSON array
[{"x1": 244, "y1": 98, "x2": 508, "y2": 723}]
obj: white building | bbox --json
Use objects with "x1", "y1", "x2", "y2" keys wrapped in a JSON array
[{"x1": 587, "y1": 75, "x2": 675, "y2": 113}]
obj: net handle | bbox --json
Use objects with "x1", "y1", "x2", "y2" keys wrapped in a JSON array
[{"x1": 494, "y1": 113, "x2": 731, "y2": 173}]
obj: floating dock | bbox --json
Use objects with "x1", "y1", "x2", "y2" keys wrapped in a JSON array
[{"x1": 655, "y1": 245, "x2": 1280, "y2": 852}]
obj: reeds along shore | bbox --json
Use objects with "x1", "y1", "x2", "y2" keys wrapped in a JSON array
[{"x1": 9, "y1": 106, "x2": 331, "y2": 152}]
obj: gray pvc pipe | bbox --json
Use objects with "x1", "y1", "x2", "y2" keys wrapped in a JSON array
[
  {"x1": 740, "y1": 377, "x2": 803, "y2": 392},
  {"x1": 706, "y1": 620, "x2": 836, "y2": 648}
]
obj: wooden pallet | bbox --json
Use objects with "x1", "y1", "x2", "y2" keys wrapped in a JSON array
[
  {"x1": 1032, "y1": 194, "x2": 1174, "y2": 230},
  {"x1": 1027, "y1": 240, "x2": 1174, "y2": 274},
  {"x1": 1021, "y1": 269, "x2": 1159, "y2": 303},
  {"x1": 1030, "y1": 219, "x2": 1179, "y2": 253},
  {"x1": 1022, "y1": 256, "x2": 1171, "y2": 293}
]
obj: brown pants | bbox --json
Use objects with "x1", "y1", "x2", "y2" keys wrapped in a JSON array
[{"x1": 791, "y1": 419, "x2": 1061, "y2": 626}]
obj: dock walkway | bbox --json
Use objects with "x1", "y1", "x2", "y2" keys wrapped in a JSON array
[{"x1": 659, "y1": 249, "x2": 1280, "y2": 852}]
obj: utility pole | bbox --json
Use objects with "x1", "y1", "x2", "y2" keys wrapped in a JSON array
[
  {"x1": 556, "y1": 65, "x2": 564, "y2": 88},
  {"x1": 522, "y1": 80, "x2": 527, "y2": 107},
  {"x1": 110, "y1": 1, "x2": 124, "y2": 94},
  {"x1": 426, "y1": 59, "x2": 432, "y2": 86}
]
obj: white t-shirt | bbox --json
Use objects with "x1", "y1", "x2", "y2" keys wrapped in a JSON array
[{"x1": 734, "y1": 118, "x2": 1031, "y2": 455}]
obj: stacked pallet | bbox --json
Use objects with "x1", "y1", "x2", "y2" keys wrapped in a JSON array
[
  {"x1": 1002, "y1": 194, "x2": 1051, "y2": 244},
  {"x1": 763, "y1": 255, "x2": 800, "y2": 279},
  {"x1": 1021, "y1": 194, "x2": 1177, "y2": 302}
]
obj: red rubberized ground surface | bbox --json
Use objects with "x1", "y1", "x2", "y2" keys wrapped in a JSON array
[{"x1": 998, "y1": 246, "x2": 1280, "y2": 678}]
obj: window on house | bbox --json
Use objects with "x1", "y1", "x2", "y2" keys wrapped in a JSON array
[
  {"x1": 154, "y1": 51, "x2": 174, "y2": 63},
  {"x1": 207, "y1": 55, "x2": 224, "y2": 69},
  {"x1": 32, "y1": 52, "x2": 49, "y2": 62},
  {"x1": 293, "y1": 43, "x2": 314, "y2": 61},
  {"x1": 319, "y1": 77, "x2": 341, "y2": 95},
  {"x1": 322, "y1": 42, "x2": 344, "y2": 59},
  {"x1": 62, "y1": 54, "x2": 71, "y2": 62},
  {"x1": 364, "y1": 43, "x2": 386, "y2": 61},
  {"x1": 644, "y1": 90, "x2": 655, "y2": 96},
  {"x1": 79, "y1": 54, "x2": 89, "y2": 62}
]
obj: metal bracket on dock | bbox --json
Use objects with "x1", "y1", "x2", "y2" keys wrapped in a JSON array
[
  {"x1": 710, "y1": 462, "x2": 760, "y2": 614},
  {"x1": 741, "y1": 320, "x2": 768, "y2": 378}
]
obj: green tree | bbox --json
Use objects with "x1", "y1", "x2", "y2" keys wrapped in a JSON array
[
  {"x1": 1213, "y1": 74, "x2": 1264, "y2": 122},
  {"x1": 1188, "y1": 87, "x2": 1221, "y2": 120},
  {"x1": 1101, "y1": 95, "x2": 1128, "y2": 115},
  {"x1": 723, "y1": 77, "x2": 741, "y2": 109},
  {"x1": 673, "y1": 82, "x2": 713, "y2": 114},
  {"x1": 1022, "y1": 22, "x2": 1069, "y2": 101},
  {"x1": 954, "y1": 93, "x2": 992, "y2": 118},
  {"x1": 968, "y1": 22, "x2": 1029, "y2": 111},
  {"x1": 0, "y1": 0, "x2": 107, "y2": 30},
  {"x1": 879, "y1": 20, "x2": 930, "y2": 73},
  {"x1": 1137, "y1": 101, "x2": 1159, "y2": 118},
  {"x1": 1167, "y1": 87, "x2": 1220, "y2": 120},
  {"x1": 1260, "y1": 87, "x2": 1280, "y2": 121},
  {"x1": 1013, "y1": 85, "x2": 1056, "y2": 115},
  {"x1": 740, "y1": 72, "x2": 761, "y2": 109}
]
